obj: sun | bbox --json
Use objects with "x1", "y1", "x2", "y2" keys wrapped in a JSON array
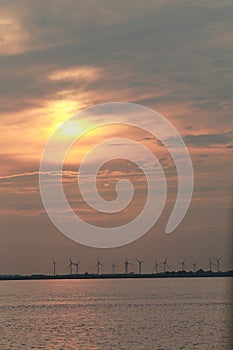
[
  {"x1": 44, "y1": 98, "x2": 87, "y2": 138},
  {"x1": 60, "y1": 119, "x2": 87, "y2": 138}
]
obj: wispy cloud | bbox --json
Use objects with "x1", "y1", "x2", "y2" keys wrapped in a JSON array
[{"x1": 184, "y1": 130, "x2": 233, "y2": 147}]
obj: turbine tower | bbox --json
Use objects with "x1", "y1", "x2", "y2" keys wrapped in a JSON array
[
  {"x1": 179, "y1": 258, "x2": 186, "y2": 272},
  {"x1": 192, "y1": 261, "x2": 198, "y2": 273},
  {"x1": 112, "y1": 261, "x2": 116, "y2": 274},
  {"x1": 136, "y1": 259, "x2": 145, "y2": 274},
  {"x1": 214, "y1": 256, "x2": 222, "y2": 272},
  {"x1": 68, "y1": 257, "x2": 73, "y2": 275},
  {"x1": 53, "y1": 260, "x2": 56, "y2": 276},
  {"x1": 161, "y1": 257, "x2": 169, "y2": 273},
  {"x1": 207, "y1": 257, "x2": 215, "y2": 272},
  {"x1": 154, "y1": 259, "x2": 160, "y2": 274},
  {"x1": 124, "y1": 258, "x2": 133, "y2": 274},
  {"x1": 95, "y1": 257, "x2": 104, "y2": 275},
  {"x1": 73, "y1": 259, "x2": 82, "y2": 275}
]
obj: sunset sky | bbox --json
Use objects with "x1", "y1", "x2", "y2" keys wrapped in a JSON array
[{"x1": 0, "y1": 0, "x2": 232, "y2": 274}]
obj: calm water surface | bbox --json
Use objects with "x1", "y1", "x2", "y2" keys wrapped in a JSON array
[{"x1": 0, "y1": 278, "x2": 232, "y2": 349}]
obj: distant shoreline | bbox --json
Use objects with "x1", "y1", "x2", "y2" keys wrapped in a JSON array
[{"x1": 1, "y1": 270, "x2": 232, "y2": 281}]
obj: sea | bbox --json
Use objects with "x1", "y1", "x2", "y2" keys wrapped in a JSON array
[{"x1": 0, "y1": 277, "x2": 232, "y2": 350}]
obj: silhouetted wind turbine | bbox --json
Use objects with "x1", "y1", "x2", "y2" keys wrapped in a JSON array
[
  {"x1": 214, "y1": 256, "x2": 222, "y2": 272},
  {"x1": 161, "y1": 257, "x2": 169, "y2": 273},
  {"x1": 53, "y1": 260, "x2": 56, "y2": 276},
  {"x1": 112, "y1": 261, "x2": 116, "y2": 274},
  {"x1": 154, "y1": 259, "x2": 160, "y2": 274},
  {"x1": 207, "y1": 257, "x2": 215, "y2": 272},
  {"x1": 124, "y1": 258, "x2": 133, "y2": 274},
  {"x1": 73, "y1": 259, "x2": 82, "y2": 275},
  {"x1": 68, "y1": 257, "x2": 73, "y2": 275},
  {"x1": 192, "y1": 261, "x2": 198, "y2": 273},
  {"x1": 95, "y1": 257, "x2": 104, "y2": 275},
  {"x1": 136, "y1": 258, "x2": 145, "y2": 274},
  {"x1": 179, "y1": 258, "x2": 186, "y2": 272}
]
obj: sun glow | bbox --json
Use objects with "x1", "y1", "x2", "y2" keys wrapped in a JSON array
[
  {"x1": 44, "y1": 99, "x2": 85, "y2": 136},
  {"x1": 60, "y1": 119, "x2": 87, "y2": 137}
]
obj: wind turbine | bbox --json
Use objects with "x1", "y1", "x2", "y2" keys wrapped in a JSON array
[
  {"x1": 53, "y1": 260, "x2": 56, "y2": 276},
  {"x1": 136, "y1": 258, "x2": 145, "y2": 274},
  {"x1": 73, "y1": 259, "x2": 82, "y2": 275},
  {"x1": 192, "y1": 261, "x2": 198, "y2": 273},
  {"x1": 161, "y1": 257, "x2": 169, "y2": 273},
  {"x1": 179, "y1": 258, "x2": 186, "y2": 272},
  {"x1": 124, "y1": 258, "x2": 133, "y2": 274},
  {"x1": 112, "y1": 261, "x2": 116, "y2": 274},
  {"x1": 214, "y1": 256, "x2": 222, "y2": 272},
  {"x1": 207, "y1": 257, "x2": 215, "y2": 272},
  {"x1": 68, "y1": 257, "x2": 73, "y2": 275},
  {"x1": 154, "y1": 259, "x2": 160, "y2": 274},
  {"x1": 95, "y1": 257, "x2": 104, "y2": 275}
]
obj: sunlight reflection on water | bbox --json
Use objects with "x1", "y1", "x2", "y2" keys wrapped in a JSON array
[{"x1": 0, "y1": 278, "x2": 232, "y2": 349}]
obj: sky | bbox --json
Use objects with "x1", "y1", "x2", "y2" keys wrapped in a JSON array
[{"x1": 0, "y1": 0, "x2": 232, "y2": 274}]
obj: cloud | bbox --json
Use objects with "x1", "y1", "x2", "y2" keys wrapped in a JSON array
[
  {"x1": 0, "y1": 0, "x2": 232, "y2": 118},
  {"x1": 184, "y1": 130, "x2": 233, "y2": 147},
  {"x1": 48, "y1": 66, "x2": 100, "y2": 82},
  {"x1": 0, "y1": 171, "x2": 39, "y2": 180}
]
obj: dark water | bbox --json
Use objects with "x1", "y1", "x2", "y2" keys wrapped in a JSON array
[{"x1": 0, "y1": 277, "x2": 232, "y2": 349}]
